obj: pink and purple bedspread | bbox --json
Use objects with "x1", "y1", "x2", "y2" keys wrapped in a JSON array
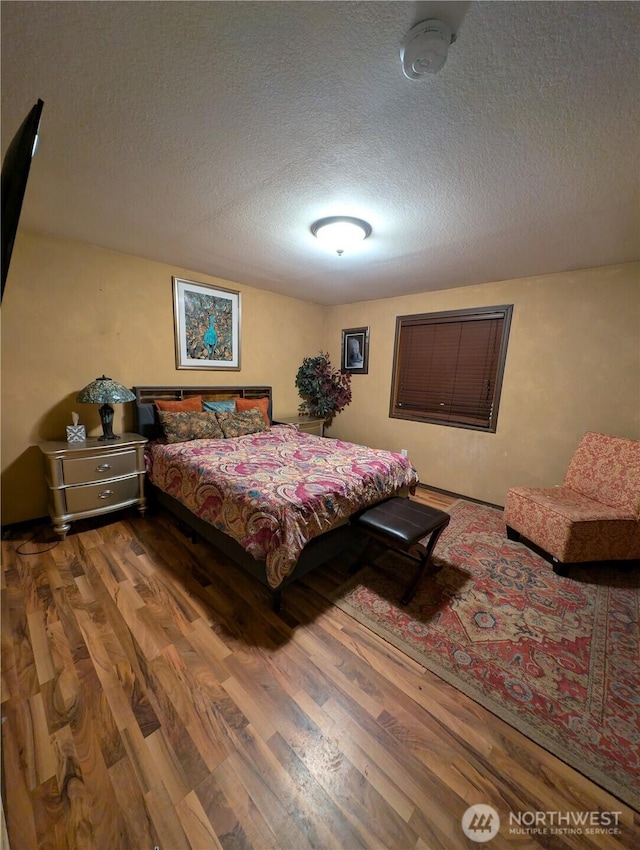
[{"x1": 146, "y1": 425, "x2": 419, "y2": 588}]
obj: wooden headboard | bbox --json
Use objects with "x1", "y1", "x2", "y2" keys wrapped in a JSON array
[{"x1": 133, "y1": 385, "x2": 273, "y2": 439}]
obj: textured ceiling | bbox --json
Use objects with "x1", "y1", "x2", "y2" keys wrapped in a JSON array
[{"x1": 2, "y1": 1, "x2": 639, "y2": 306}]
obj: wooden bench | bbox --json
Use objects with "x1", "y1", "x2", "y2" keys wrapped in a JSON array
[{"x1": 353, "y1": 497, "x2": 450, "y2": 604}]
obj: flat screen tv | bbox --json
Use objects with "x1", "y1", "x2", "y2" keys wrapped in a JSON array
[{"x1": 1, "y1": 98, "x2": 44, "y2": 302}]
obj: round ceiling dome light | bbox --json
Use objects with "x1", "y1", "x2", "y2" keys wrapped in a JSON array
[{"x1": 311, "y1": 216, "x2": 372, "y2": 256}]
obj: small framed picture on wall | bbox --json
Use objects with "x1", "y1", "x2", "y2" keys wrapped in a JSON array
[{"x1": 341, "y1": 327, "x2": 369, "y2": 374}]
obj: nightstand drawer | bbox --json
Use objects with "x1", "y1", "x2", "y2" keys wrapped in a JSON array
[
  {"x1": 64, "y1": 476, "x2": 140, "y2": 514},
  {"x1": 273, "y1": 416, "x2": 324, "y2": 437},
  {"x1": 62, "y1": 449, "x2": 138, "y2": 485},
  {"x1": 297, "y1": 421, "x2": 324, "y2": 437}
]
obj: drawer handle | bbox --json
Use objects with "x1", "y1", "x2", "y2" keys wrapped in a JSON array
[
  {"x1": 98, "y1": 489, "x2": 115, "y2": 499},
  {"x1": 96, "y1": 463, "x2": 112, "y2": 472}
]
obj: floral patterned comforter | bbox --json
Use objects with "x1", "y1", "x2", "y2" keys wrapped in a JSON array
[{"x1": 146, "y1": 425, "x2": 419, "y2": 588}]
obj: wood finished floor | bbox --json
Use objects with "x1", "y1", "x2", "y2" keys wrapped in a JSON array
[{"x1": 2, "y1": 489, "x2": 639, "y2": 850}]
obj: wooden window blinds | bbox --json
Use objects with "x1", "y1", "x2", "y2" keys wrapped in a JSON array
[{"x1": 389, "y1": 305, "x2": 513, "y2": 432}]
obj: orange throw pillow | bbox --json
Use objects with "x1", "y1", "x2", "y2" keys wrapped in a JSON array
[
  {"x1": 155, "y1": 395, "x2": 203, "y2": 412},
  {"x1": 235, "y1": 396, "x2": 270, "y2": 425}
]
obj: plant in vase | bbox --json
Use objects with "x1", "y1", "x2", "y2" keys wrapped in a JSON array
[{"x1": 295, "y1": 351, "x2": 352, "y2": 426}]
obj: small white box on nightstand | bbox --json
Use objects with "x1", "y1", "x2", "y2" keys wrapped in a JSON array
[{"x1": 66, "y1": 425, "x2": 86, "y2": 443}]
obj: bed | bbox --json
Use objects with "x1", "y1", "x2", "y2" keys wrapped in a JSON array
[{"x1": 134, "y1": 385, "x2": 419, "y2": 610}]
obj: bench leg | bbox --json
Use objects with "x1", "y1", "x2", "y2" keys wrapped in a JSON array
[
  {"x1": 401, "y1": 522, "x2": 448, "y2": 606},
  {"x1": 349, "y1": 536, "x2": 379, "y2": 574}
]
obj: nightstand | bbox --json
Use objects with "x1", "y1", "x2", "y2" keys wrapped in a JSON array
[
  {"x1": 39, "y1": 432, "x2": 147, "y2": 539},
  {"x1": 273, "y1": 415, "x2": 325, "y2": 437}
]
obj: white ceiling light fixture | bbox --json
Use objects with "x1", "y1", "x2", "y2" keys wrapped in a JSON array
[
  {"x1": 311, "y1": 216, "x2": 372, "y2": 256},
  {"x1": 400, "y1": 19, "x2": 456, "y2": 79}
]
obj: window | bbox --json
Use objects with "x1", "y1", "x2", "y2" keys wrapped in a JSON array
[{"x1": 389, "y1": 305, "x2": 513, "y2": 432}]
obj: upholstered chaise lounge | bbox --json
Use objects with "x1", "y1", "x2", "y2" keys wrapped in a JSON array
[{"x1": 504, "y1": 431, "x2": 640, "y2": 575}]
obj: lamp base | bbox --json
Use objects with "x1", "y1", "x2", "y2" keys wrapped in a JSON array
[{"x1": 98, "y1": 403, "x2": 120, "y2": 441}]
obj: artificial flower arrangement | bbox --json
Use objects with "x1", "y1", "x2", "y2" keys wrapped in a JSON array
[{"x1": 295, "y1": 351, "x2": 352, "y2": 425}]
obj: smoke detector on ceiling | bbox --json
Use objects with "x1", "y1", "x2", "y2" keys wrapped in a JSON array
[{"x1": 400, "y1": 19, "x2": 456, "y2": 79}]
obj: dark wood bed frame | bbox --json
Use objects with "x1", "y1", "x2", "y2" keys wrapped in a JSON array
[{"x1": 133, "y1": 385, "x2": 367, "y2": 611}]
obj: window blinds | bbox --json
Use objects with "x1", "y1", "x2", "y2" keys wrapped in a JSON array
[{"x1": 391, "y1": 306, "x2": 512, "y2": 431}]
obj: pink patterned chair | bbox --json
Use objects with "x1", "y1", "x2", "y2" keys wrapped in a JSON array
[{"x1": 504, "y1": 431, "x2": 640, "y2": 575}]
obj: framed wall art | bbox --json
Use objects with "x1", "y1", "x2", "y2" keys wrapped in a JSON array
[
  {"x1": 173, "y1": 277, "x2": 241, "y2": 370},
  {"x1": 341, "y1": 326, "x2": 369, "y2": 374}
]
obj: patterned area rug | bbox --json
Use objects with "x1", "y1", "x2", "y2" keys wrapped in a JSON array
[{"x1": 331, "y1": 500, "x2": 640, "y2": 809}]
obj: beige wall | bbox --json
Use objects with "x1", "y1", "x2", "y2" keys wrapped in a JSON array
[
  {"x1": 324, "y1": 263, "x2": 640, "y2": 506},
  {"x1": 1, "y1": 231, "x2": 325, "y2": 523},
  {"x1": 2, "y1": 231, "x2": 638, "y2": 523}
]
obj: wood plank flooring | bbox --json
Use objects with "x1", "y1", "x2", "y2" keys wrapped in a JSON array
[{"x1": 2, "y1": 489, "x2": 639, "y2": 849}]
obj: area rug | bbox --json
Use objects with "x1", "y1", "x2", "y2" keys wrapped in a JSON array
[{"x1": 331, "y1": 500, "x2": 640, "y2": 809}]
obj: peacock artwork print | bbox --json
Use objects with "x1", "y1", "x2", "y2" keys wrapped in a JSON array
[
  {"x1": 183, "y1": 291, "x2": 232, "y2": 360},
  {"x1": 204, "y1": 314, "x2": 218, "y2": 356},
  {"x1": 173, "y1": 277, "x2": 241, "y2": 370}
]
